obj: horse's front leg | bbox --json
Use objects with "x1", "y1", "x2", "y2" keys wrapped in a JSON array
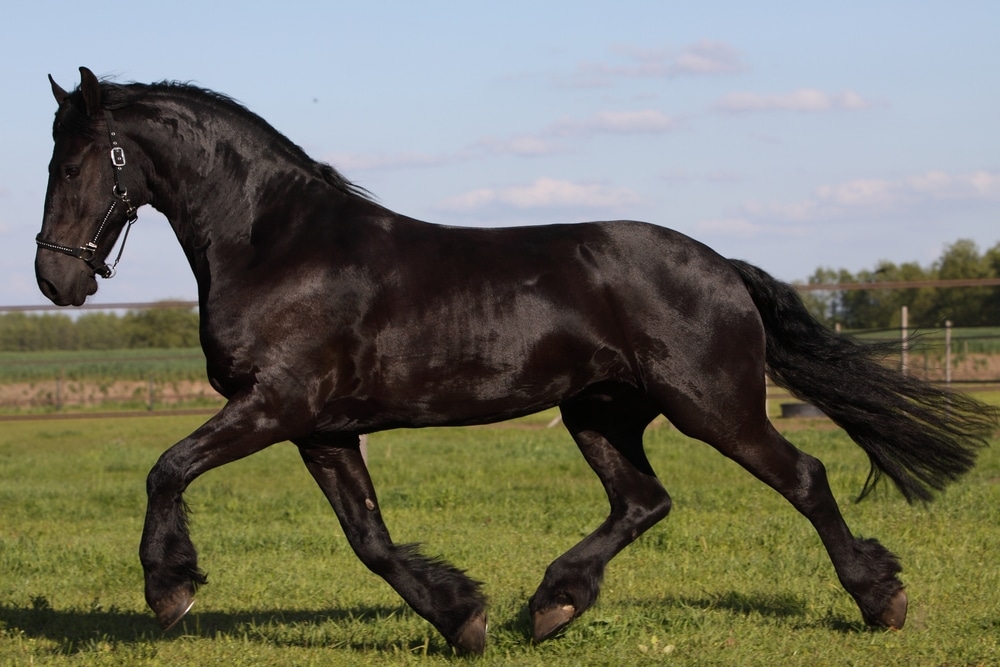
[
  {"x1": 295, "y1": 434, "x2": 489, "y2": 655},
  {"x1": 140, "y1": 392, "x2": 299, "y2": 630},
  {"x1": 530, "y1": 395, "x2": 668, "y2": 642}
]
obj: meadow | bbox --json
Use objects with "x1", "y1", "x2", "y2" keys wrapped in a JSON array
[
  {"x1": 0, "y1": 348, "x2": 206, "y2": 384},
  {"x1": 0, "y1": 348, "x2": 218, "y2": 414},
  {"x1": 2, "y1": 339, "x2": 999, "y2": 414},
  {"x1": 0, "y1": 410, "x2": 997, "y2": 666},
  {"x1": 2, "y1": 328, "x2": 999, "y2": 384}
]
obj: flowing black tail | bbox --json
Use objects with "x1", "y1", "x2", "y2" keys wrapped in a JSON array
[{"x1": 729, "y1": 259, "x2": 997, "y2": 503}]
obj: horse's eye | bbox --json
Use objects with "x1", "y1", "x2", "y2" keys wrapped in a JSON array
[{"x1": 64, "y1": 165, "x2": 80, "y2": 180}]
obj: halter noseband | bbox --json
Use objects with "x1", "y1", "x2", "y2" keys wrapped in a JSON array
[{"x1": 35, "y1": 109, "x2": 139, "y2": 279}]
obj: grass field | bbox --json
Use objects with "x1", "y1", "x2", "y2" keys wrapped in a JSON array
[
  {"x1": 3, "y1": 345, "x2": 998, "y2": 414},
  {"x1": 0, "y1": 348, "x2": 217, "y2": 414},
  {"x1": 0, "y1": 348, "x2": 206, "y2": 384},
  {"x1": 3, "y1": 334, "x2": 1000, "y2": 383},
  {"x1": 0, "y1": 410, "x2": 997, "y2": 666}
]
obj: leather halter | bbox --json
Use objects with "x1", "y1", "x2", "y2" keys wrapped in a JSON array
[{"x1": 35, "y1": 110, "x2": 139, "y2": 279}]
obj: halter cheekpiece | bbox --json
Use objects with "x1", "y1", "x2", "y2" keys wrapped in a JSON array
[{"x1": 35, "y1": 109, "x2": 139, "y2": 279}]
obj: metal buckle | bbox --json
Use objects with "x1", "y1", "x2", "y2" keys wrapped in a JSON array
[
  {"x1": 80, "y1": 242, "x2": 98, "y2": 262},
  {"x1": 110, "y1": 146, "x2": 126, "y2": 168}
]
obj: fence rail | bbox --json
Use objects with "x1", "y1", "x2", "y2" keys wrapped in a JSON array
[
  {"x1": 4, "y1": 274, "x2": 1000, "y2": 314},
  {"x1": 0, "y1": 301, "x2": 198, "y2": 313},
  {"x1": 3, "y1": 298, "x2": 999, "y2": 419},
  {"x1": 1, "y1": 345, "x2": 998, "y2": 420}
]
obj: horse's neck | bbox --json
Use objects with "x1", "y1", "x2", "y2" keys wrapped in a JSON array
[
  {"x1": 134, "y1": 101, "x2": 309, "y2": 279},
  {"x1": 140, "y1": 106, "x2": 249, "y2": 217}
]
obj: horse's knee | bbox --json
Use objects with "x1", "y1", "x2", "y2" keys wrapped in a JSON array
[
  {"x1": 355, "y1": 544, "x2": 393, "y2": 574},
  {"x1": 146, "y1": 449, "x2": 189, "y2": 498},
  {"x1": 343, "y1": 527, "x2": 396, "y2": 575}
]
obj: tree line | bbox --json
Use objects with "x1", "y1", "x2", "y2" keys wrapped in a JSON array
[
  {"x1": 0, "y1": 306, "x2": 200, "y2": 352},
  {"x1": 1, "y1": 238, "x2": 998, "y2": 351},
  {"x1": 800, "y1": 239, "x2": 999, "y2": 329}
]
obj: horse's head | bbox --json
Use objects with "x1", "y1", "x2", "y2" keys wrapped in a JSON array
[{"x1": 36, "y1": 67, "x2": 140, "y2": 306}]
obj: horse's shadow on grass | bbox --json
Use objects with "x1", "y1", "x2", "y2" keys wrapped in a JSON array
[
  {"x1": 678, "y1": 590, "x2": 865, "y2": 631},
  {"x1": 0, "y1": 600, "x2": 455, "y2": 655},
  {"x1": 1, "y1": 589, "x2": 864, "y2": 655},
  {"x1": 492, "y1": 589, "x2": 864, "y2": 637}
]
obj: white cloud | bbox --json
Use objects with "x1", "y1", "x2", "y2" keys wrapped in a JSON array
[
  {"x1": 813, "y1": 179, "x2": 895, "y2": 208},
  {"x1": 742, "y1": 170, "x2": 1000, "y2": 224},
  {"x1": 692, "y1": 217, "x2": 761, "y2": 237},
  {"x1": 662, "y1": 168, "x2": 744, "y2": 184},
  {"x1": 904, "y1": 170, "x2": 1000, "y2": 200},
  {"x1": 550, "y1": 110, "x2": 677, "y2": 136},
  {"x1": 716, "y1": 88, "x2": 873, "y2": 113},
  {"x1": 329, "y1": 150, "x2": 472, "y2": 171},
  {"x1": 813, "y1": 171, "x2": 1000, "y2": 211},
  {"x1": 332, "y1": 109, "x2": 675, "y2": 172},
  {"x1": 476, "y1": 135, "x2": 567, "y2": 157},
  {"x1": 690, "y1": 170, "x2": 1000, "y2": 241},
  {"x1": 670, "y1": 41, "x2": 745, "y2": 75},
  {"x1": 440, "y1": 177, "x2": 640, "y2": 212},
  {"x1": 562, "y1": 40, "x2": 744, "y2": 88}
]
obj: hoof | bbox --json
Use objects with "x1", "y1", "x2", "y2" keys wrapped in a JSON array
[
  {"x1": 152, "y1": 583, "x2": 196, "y2": 631},
  {"x1": 453, "y1": 610, "x2": 488, "y2": 655},
  {"x1": 880, "y1": 589, "x2": 908, "y2": 630},
  {"x1": 532, "y1": 603, "x2": 576, "y2": 643}
]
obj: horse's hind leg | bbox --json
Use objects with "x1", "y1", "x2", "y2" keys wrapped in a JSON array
[
  {"x1": 671, "y1": 399, "x2": 908, "y2": 629},
  {"x1": 295, "y1": 434, "x2": 488, "y2": 655},
  {"x1": 530, "y1": 385, "x2": 669, "y2": 642}
]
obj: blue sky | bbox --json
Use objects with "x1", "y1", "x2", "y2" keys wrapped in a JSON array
[{"x1": 1, "y1": 0, "x2": 997, "y2": 307}]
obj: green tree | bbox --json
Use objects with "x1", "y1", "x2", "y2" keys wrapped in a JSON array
[
  {"x1": 75, "y1": 312, "x2": 128, "y2": 350},
  {"x1": 839, "y1": 261, "x2": 907, "y2": 330},
  {"x1": 0, "y1": 313, "x2": 76, "y2": 351},
  {"x1": 820, "y1": 239, "x2": 999, "y2": 329},
  {"x1": 122, "y1": 306, "x2": 200, "y2": 348},
  {"x1": 1, "y1": 302, "x2": 201, "y2": 351},
  {"x1": 984, "y1": 241, "x2": 1000, "y2": 320},
  {"x1": 800, "y1": 267, "x2": 852, "y2": 327},
  {"x1": 929, "y1": 239, "x2": 994, "y2": 326}
]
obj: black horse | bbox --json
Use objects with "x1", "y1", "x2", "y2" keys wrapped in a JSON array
[{"x1": 35, "y1": 67, "x2": 996, "y2": 654}]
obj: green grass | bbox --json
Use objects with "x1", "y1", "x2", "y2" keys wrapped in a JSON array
[
  {"x1": 0, "y1": 411, "x2": 998, "y2": 666},
  {"x1": 0, "y1": 348, "x2": 219, "y2": 415},
  {"x1": 0, "y1": 348, "x2": 206, "y2": 384}
]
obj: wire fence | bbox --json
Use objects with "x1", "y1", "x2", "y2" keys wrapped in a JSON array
[
  {"x1": 2, "y1": 300, "x2": 999, "y2": 420},
  {"x1": 2, "y1": 334, "x2": 998, "y2": 421}
]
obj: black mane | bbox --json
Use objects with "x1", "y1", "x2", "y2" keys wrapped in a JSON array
[{"x1": 62, "y1": 78, "x2": 374, "y2": 202}]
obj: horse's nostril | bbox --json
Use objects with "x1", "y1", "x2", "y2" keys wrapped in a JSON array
[
  {"x1": 38, "y1": 277, "x2": 58, "y2": 300},
  {"x1": 37, "y1": 277, "x2": 73, "y2": 306}
]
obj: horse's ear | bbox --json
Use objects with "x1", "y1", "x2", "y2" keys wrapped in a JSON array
[
  {"x1": 49, "y1": 74, "x2": 68, "y2": 105},
  {"x1": 78, "y1": 66, "x2": 102, "y2": 117}
]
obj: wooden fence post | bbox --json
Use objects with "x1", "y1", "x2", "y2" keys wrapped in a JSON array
[
  {"x1": 900, "y1": 305, "x2": 909, "y2": 375},
  {"x1": 945, "y1": 320, "x2": 952, "y2": 385}
]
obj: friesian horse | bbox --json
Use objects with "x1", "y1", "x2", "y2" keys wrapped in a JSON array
[{"x1": 35, "y1": 68, "x2": 996, "y2": 654}]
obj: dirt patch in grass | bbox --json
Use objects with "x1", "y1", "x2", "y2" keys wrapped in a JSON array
[{"x1": 0, "y1": 378, "x2": 221, "y2": 410}]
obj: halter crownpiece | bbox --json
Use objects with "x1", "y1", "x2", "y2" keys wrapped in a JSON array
[{"x1": 35, "y1": 109, "x2": 139, "y2": 279}]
